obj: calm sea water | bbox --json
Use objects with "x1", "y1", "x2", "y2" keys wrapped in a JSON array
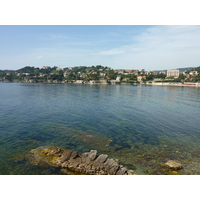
[{"x1": 0, "y1": 82, "x2": 200, "y2": 175}]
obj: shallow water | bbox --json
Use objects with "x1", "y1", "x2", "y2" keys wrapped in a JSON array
[{"x1": 0, "y1": 82, "x2": 200, "y2": 174}]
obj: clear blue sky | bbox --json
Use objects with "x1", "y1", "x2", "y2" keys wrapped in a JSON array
[{"x1": 0, "y1": 25, "x2": 200, "y2": 71}]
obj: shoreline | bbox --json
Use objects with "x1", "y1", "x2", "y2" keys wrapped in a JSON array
[
  {"x1": 146, "y1": 82, "x2": 200, "y2": 87},
  {"x1": 1, "y1": 80, "x2": 200, "y2": 87}
]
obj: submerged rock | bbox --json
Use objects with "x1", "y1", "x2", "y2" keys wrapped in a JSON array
[
  {"x1": 27, "y1": 146, "x2": 132, "y2": 175},
  {"x1": 165, "y1": 160, "x2": 183, "y2": 170}
]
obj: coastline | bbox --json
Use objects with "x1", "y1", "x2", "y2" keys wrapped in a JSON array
[
  {"x1": 1, "y1": 80, "x2": 200, "y2": 87},
  {"x1": 146, "y1": 82, "x2": 200, "y2": 87}
]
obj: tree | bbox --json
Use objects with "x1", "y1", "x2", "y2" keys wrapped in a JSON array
[
  {"x1": 17, "y1": 66, "x2": 39, "y2": 73},
  {"x1": 141, "y1": 69, "x2": 145, "y2": 74},
  {"x1": 129, "y1": 74, "x2": 137, "y2": 80},
  {"x1": 108, "y1": 70, "x2": 117, "y2": 79},
  {"x1": 146, "y1": 74, "x2": 154, "y2": 81}
]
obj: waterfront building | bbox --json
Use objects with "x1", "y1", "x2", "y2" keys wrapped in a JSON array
[
  {"x1": 167, "y1": 70, "x2": 179, "y2": 78},
  {"x1": 75, "y1": 80, "x2": 84, "y2": 84},
  {"x1": 137, "y1": 76, "x2": 146, "y2": 81},
  {"x1": 116, "y1": 75, "x2": 121, "y2": 81}
]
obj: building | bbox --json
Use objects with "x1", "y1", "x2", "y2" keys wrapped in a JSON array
[
  {"x1": 125, "y1": 70, "x2": 134, "y2": 73},
  {"x1": 145, "y1": 71, "x2": 151, "y2": 75},
  {"x1": 100, "y1": 73, "x2": 106, "y2": 76},
  {"x1": 122, "y1": 78, "x2": 130, "y2": 82},
  {"x1": 114, "y1": 69, "x2": 125, "y2": 74},
  {"x1": 159, "y1": 70, "x2": 166, "y2": 74},
  {"x1": 56, "y1": 68, "x2": 63, "y2": 71},
  {"x1": 75, "y1": 80, "x2": 84, "y2": 84},
  {"x1": 137, "y1": 76, "x2": 146, "y2": 81},
  {"x1": 189, "y1": 71, "x2": 198, "y2": 76},
  {"x1": 152, "y1": 72, "x2": 158, "y2": 75},
  {"x1": 153, "y1": 78, "x2": 162, "y2": 82},
  {"x1": 42, "y1": 66, "x2": 50, "y2": 69},
  {"x1": 167, "y1": 70, "x2": 179, "y2": 78},
  {"x1": 110, "y1": 80, "x2": 120, "y2": 84},
  {"x1": 116, "y1": 75, "x2": 121, "y2": 81},
  {"x1": 99, "y1": 79, "x2": 108, "y2": 84}
]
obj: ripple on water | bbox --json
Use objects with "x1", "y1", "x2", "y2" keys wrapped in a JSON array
[{"x1": 0, "y1": 83, "x2": 200, "y2": 174}]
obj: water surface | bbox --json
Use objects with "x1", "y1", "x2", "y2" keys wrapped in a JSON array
[{"x1": 0, "y1": 83, "x2": 200, "y2": 174}]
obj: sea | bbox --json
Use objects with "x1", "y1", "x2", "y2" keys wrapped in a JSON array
[{"x1": 0, "y1": 82, "x2": 200, "y2": 175}]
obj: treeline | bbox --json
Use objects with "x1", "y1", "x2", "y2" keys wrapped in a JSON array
[
  {"x1": 1, "y1": 65, "x2": 200, "y2": 83},
  {"x1": 0, "y1": 65, "x2": 118, "y2": 83}
]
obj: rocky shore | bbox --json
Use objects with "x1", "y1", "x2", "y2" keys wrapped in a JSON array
[
  {"x1": 27, "y1": 146, "x2": 133, "y2": 175},
  {"x1": 26, "y1": 146, "x2": 184, "y2": 175}
]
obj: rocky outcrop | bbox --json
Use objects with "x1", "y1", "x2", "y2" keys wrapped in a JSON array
[
  {"x1": 165, "y1": 160, "x2": 183, "y2": 170},
  {"x1": 27, "y1": 146, "x2": 133, "y2": 175}
]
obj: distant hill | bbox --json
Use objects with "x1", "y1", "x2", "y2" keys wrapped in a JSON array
[
  {"x1": 176, "y1": 67, "x2": 194, "y2": 73},
  {"x1": 153, "y1": 66, "x2": 197, "y2": 73}
]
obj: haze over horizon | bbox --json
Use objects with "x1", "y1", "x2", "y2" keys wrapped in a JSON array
[{"x1": 1, "y1": 25, "x2": 200, "y2": 71}]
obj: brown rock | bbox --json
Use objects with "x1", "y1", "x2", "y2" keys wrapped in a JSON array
[
  {"x1": 116, "y1": 166, "x2": 128, "y2": 175},
  {"x1": 59, "y1": 150, "x2": 73, "y2": 163},
  {"x1": 93, "y1": 154, "x2": 108, "y2": 168},
  {"x1": 165, "y1": 160, "x2": 182, "y2": 170},
  {"x1": 68, "y1": 156, "x2": 82, "y2": 167},
  {"x1": 103, "y1": 159, "x2": 120, "y2": 174},
  {"x1": 70, "y1": 151, "x2": 79, "y2": 159},
  {"x1": 28, "y1": 146, "x2": 130, "y2": 175},
  {"x1": 85, "y1": 163, "x2": 93, "y2": 174},
  {"x1": 61, "y1": 161, "x2": 69, "y2": 168},
  {"x1": 81, "y1": 152, "x2": 90, "y2": 163},
  {"x1": 109, "y1": 164, "x2": 120, "y2": 175},
  {"x1": 85, "y1": 150, "x2": 98, "y2": 164}
]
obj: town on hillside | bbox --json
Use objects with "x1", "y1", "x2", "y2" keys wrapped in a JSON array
[{"x1": 0, "y1": 65, "x2": 200, "y2": 85}]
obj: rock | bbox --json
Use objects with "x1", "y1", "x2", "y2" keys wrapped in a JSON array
[
  {"x1": 42, "y1": 147, "x2": 64, "y2": 156},
  {"x1": 59, "y1": 150, "x2": 73, "y2": 163},
  {"x1": 85, "y1": 150, "x2": 98, "y2": 164},
  {"x1": 103, "y1": 159, "x2": 120, "y2": 175},
  {"x1": 27, "y1": 146, "x2": 130, "y2": 175},
  {"x1": 109, "y1": 164, "x2": 120, "y2": 175},
  {"x1": 61, "y1": 161, "x2": 69, "y2": 168},
  {"x1": 70, "y1": 151, "x2": 79, "y2": 159},
  {"x1": 68, "y1": 156, "x2": 82, "y2": 168},
  {"x1": 81, "y1": 152, "x2": 90, "y2": 163},
  {"x1": 116, "y1": 166, "x2": 128, "y2": 175},
  {"x1": 165, "y1": 160, "x2": 182, "y2": 170},
  {"x1": 26, "y1": 151, "x2": 48, "y2": 167},
  {"x1": 93, "y1": 154, "x2": 108, "y2": 168}
]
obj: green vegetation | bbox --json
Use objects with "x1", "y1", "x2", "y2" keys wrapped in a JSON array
[{"x1": 0, "y1": 65, "x2": 200, "y2": 84}]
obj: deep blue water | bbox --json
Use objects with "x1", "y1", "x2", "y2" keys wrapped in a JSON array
[{"x1": 0, "y1": 82, "x2": 200, "y2": 174}]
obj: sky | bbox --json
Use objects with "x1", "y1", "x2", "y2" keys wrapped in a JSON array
[
  {"x1": 0, "y1": 25, "x2": 200, "y2": 71},
  {"x1": 0, "y1": 0, "x2": 199, "y2": 196}
]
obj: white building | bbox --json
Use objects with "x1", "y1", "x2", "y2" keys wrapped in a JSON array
[
  {"x1": 116, "y1": 76, "x2": 121, "y2": 81},
  {"x1": 189, "y1": 71, "x2": 198, "y2": 76},
  {"x1": 167, "y1": 70, "x2": 179, "y2": 78},
  {"x1": 137, "y1": 76, "x2": 146, "y2": 81}
]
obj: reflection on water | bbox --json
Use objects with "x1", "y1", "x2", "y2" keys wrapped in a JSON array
[{"x1": 0, "y1": 83, "x2": 200, "y2": 174}]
